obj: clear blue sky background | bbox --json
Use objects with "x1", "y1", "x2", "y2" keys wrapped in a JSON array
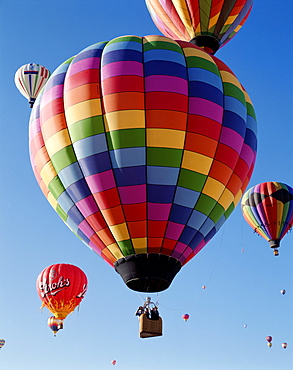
[{"x1": 0, "y1": 1, "x2": 293, "y2": 369}]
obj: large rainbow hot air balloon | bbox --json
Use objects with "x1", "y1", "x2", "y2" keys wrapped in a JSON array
[
  {"x1": 241, "y1": 182, "x2": 293, "y2": 256},
  {"x1": 15, "y1": 63, "x2": 50, "y2": 107},
  {"x1": 145, "y1": 0, "x2": 253, "y2": 54},
  {"x1": 29, "y1": 35, "x2": 257, "y2": 292},
  {"x1": 36, "y1": 263, "x2": 87, "y2": 319}
]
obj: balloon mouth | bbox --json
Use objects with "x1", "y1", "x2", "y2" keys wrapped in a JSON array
[
  {"x1": 29, "y1": 98, "x2": 36, "y2": 108},
  {"x1": 189, "y1": 35, "x2": 220, "y2": 54},
  {"x1": 114, "y1": 254, "x2": 182, "y2": 293},
  {"x1": 269, "y1": 239, "x2": 280, "y2": 256},
  {"x1": 269, "y1": 239, "x2": 280, "y2": 248}
]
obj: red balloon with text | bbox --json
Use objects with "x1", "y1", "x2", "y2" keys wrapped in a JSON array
[{"x1": 36, "y1": 263, "x2": 88, "y2": 319}]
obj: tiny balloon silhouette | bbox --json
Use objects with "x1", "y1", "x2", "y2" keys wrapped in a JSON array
[
  {"x1": 282, "y1": 343, "x2": 288, "y2": 349},
  {"x1": 280, "y1": 289, "x2": 286, "y2": 295}
]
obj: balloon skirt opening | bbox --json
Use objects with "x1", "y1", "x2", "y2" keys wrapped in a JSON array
[
  {"x1": 189, "y1": 35, "x2": 220, "y2": 54},
  {"x1": 114, "y1": 254, "x2": 182, "y2": 293},
  {"x1": 269, "y1": 239, "x2": 280, "y2": 249}
]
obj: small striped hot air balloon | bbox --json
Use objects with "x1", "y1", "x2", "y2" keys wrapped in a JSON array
[
  {"x1": 242, "y1": 182, "x2": 293, "y2": 256},
  {"x1": 15, "y1": 63, "x2": 50, "y2": 107}
]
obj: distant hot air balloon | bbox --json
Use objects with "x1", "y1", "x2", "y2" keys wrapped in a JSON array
[
  {"x1": 282, "y1": 343, "x2": 288, "y2": 349},
  {"x1": 182, "y1": 314, "x2": 190, "y2": 322},
  {"x1": 243, "y1": 324, "x2": 247, "y2": 328},
  {"x1": 241, "y1": 182, "x2": 293, "y2": 256},
  {"x1": 0, "y1": 339, "x2": 5, "y2": 349},
  {"x1": 266, "y1": 336, "x2": 272, "y2": 347},
  {"x1": 280, "y1": 289, "x2": 286, "y2": 295},
  {"x1": 111, "y1": 360, "x2": 117, "y2": 365},
  {"x1": 36, "y1": 264, "x2": 87, "y2": 320},
  {"x1": 29, "y1": 35, "x2": 257, "y2": 293},
  {"x1": 15, "y1": 63, "x2": 50, "y2": 107},
  {"x1": 145, "y1": 0, "x2": 253, "y2": 54},
  {"x1": 48, "y1": 316, "x2": 64, "y2": 336},
  {"x1": 202, "y1": 285, "x2": 206, "y2": 290}
]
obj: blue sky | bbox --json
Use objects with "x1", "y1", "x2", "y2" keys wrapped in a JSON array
[{"x1": 0, "y1": 1, "x2": 293, "y2": 369}]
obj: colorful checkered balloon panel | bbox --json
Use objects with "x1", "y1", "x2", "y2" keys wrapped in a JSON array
[
  {"x1": 241, "y1": 182, "x2": 293, "y2": 251},
  {"x1": 145, "y1": 0, "x2": 253, "y2": 54},
  {"x1": 29, "y1": 35, "x2": 257, "y2": 292},
  {"x1": 15, "y1": 63, "x2": 50, "y2": 107}
]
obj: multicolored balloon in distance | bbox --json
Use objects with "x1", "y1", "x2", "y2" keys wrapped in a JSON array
[
  {"x1": 111, "y1": 360, "x2": 117, "y2": 365},
  {"x1": 0, "y1": 339, "x2": 5, "y2": 349},
  {"x1": 282, "y1": 343, "x2": 288, "y2": 349},
  {"x1": 29, "y1": 35, "x2": 257, "y2": 293},
  {"x1": 15, "y1": 63, "x2": 50, "y2": 107},
  {"x1": 280, "y1": 289, "x2": 286, "y2": 295},
  {"x1": 48, "y1": 316, "x2": 64, "y2": 336},
  {"x1": 36, "y1": 263, "x2": 88, "y2": 319},
  {"x1": 241, "y1": 182, "x2": 293, "y2": 256},
  {"x1": 145, "y1": 0, "x2": 253, "y2": 54},
  {"x1": 182, "y1": 314, "x2": 190, "y2": 322}
]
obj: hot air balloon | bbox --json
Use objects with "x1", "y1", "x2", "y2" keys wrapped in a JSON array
[
  {"x1": 282, "y1": 343, "x2": 288, "y2": 349},
  {"x1": 182, "y1": 314, "x2": 190, "y2": 322},
  {"x1": 15, "y1": 63, "x2": 50, "y2": 107},
  {"x1": 202, "y1": 285, "x2": 206, "y2": 290},
  {"x1": 280, "y1": 289, "x2": 286, "y2": 295},
  {"x1": 0, "y1": 339, "x2": 5, "y2": 349},
  {"x1": 241, "y1": 182, "x2": 293, "y2": 256},
  {"x1": 243, "y1": 324, "x2": 247, "y2": 328},
  {"x1": 145, "y1": 0, "x2": 253, "y2": 54},
  {"x1": 111, "y1": 360, "x2": 117, "y2": 365},
  {"x1": 48, "y1": 316, "x2": 64, "y2": 336},
  {"x1": 29, "y1": 35, "x2": 257, "y2": 293},
  {"x1": 266, "y1": 336, "x2": 272, "y2": 347},
  {"x1": 36, "y1": 264, "x2": 87, "y2": 319}
]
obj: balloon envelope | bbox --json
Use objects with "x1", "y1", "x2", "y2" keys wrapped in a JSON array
[
  {"x1": 282, "y1": 343, "x2": 287, "y2": 349},
  {"x1": 48, "y1": 316, "x2": 63, "y2": 335},
  {"x1": 29, "y1": 35, "x2": 257, "y2": 293},
  {"x1": 241, "y1": 182, "x2": 293, "y2": 252},
  {"x1": 145, "y1": 0, "x2": 253, "y2": 54},
  {"x1": 0, "y1": 339, "x2": 5, "y2": 349},
  {"x1": 15, "y1": 63, "x2": 50, "y2": 107},
  {"x1": 111, "y1": 360, "x2": 117, "y2": 365},
  {"x1": 182, "y1": 314, "x2": 190, "y2": 321},
  {"x1": 36, "y1": 264, "x2": 87, "y2": 319},
  {"x1": 266, "y1": 336, "x2": 272, "y2": 343}
]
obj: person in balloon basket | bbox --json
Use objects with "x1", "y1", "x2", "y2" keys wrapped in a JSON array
[
  {"x1": 135, "y1": 306, "x2": 144, "y2": 317},
  {"x1": 150, "y1": 307, "x2": 159, "y2": 320}
]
